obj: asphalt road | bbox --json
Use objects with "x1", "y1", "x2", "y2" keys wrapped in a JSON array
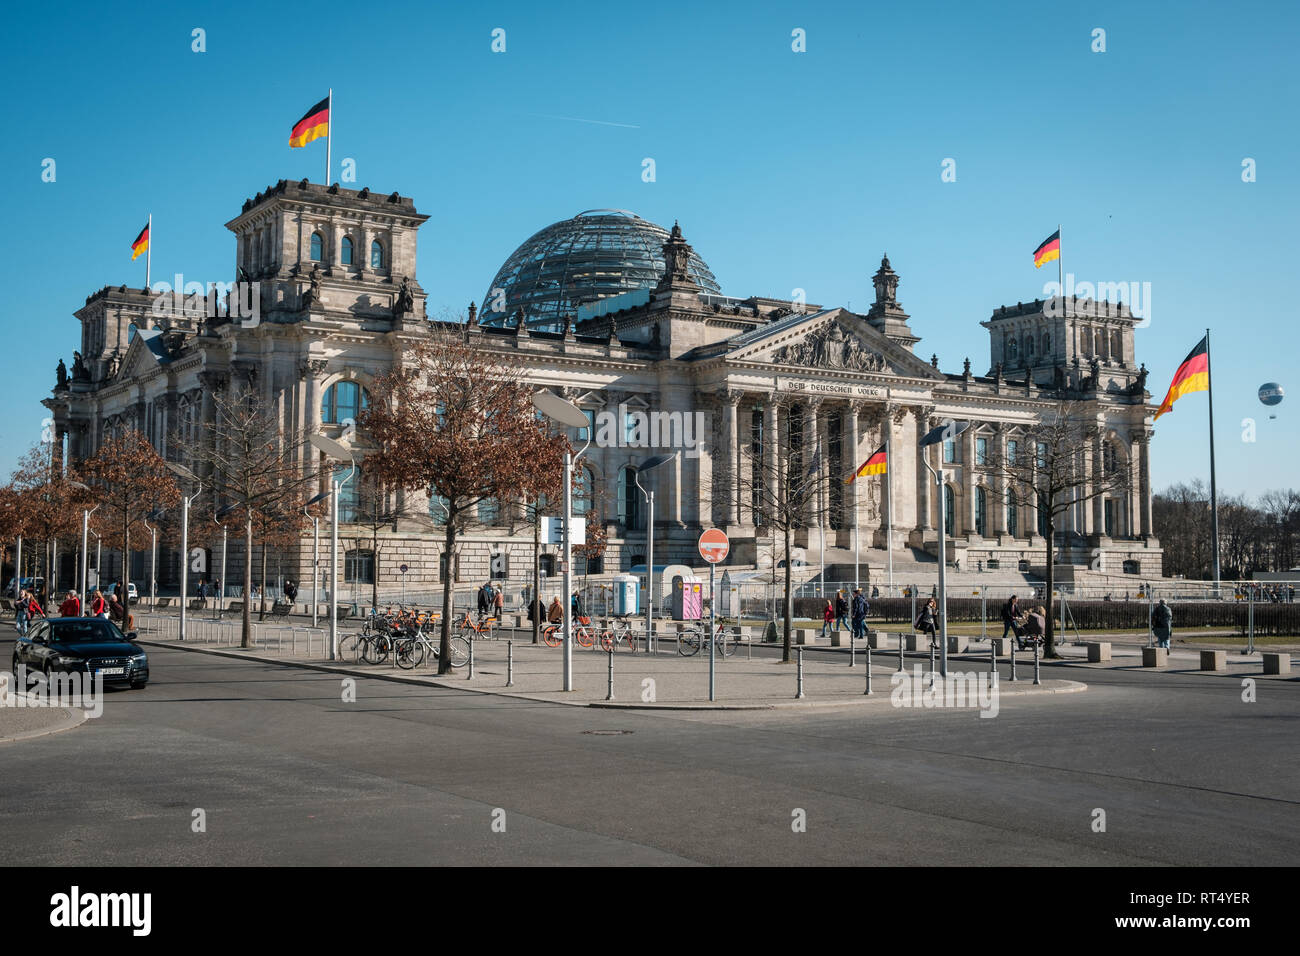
[{"x1": 1, "y1": 635, "x2": 1296, "y2": 866}]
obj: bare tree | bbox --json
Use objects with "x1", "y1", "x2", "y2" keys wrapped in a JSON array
[
  {"x1": 7, "y1": 443, "x2": 91, "y2": 607},
  {"x1": 360, "y1": 326, "x2": 568, "y2": 673},
  {"x1": 987, "y1": 400, "x2": 1131, "y2": 656},
  {"x1": 734, "y1": 405, "x2": 833, "y2": 663},
  {"x1": 190, "y1": 388, "x2": 318, "y2": 647}
]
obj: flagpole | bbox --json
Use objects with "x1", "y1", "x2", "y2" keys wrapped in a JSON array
[
  {"x1": 886, "y1": 431, "x2": 894, "y2": 593},
  {"x1": 1057, "y1": 222, "x2": 1063, "y2": 317},
  {"x1": 325, "y1": 88, "x2": 332, "y2": 185},
  {"x1": 1206, "y1": 328, "x2": 1221, "y2": 590},
  {"x1": 146, "y1": 213, "x2": 152, "y2": 289},
  {"x1": 853, "y1": 478, "x2": 859, "y2": 592}
]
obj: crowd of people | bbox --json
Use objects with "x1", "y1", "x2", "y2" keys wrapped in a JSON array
[{"x1": 12, "y1": 583, "x2": 134, "y2": 635}]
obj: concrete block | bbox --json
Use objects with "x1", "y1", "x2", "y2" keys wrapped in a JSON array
[
  {"x1": 867, "y1": 632, "x2": 891, "y2": 650},
  {"x1": 946, "y1": 634, "x2": 967, "y2": 654},
  {"x1": 1262, "y1": 652, "x2": 1291, "y2": 675},
  {"x1": 1199, "y1": 650, "x2": 1227, "y2": 671},
  {"x1": 1087, "y1": 642, "x2": 1111, "y2": 663},
  {"x1": 990, "y1": 638, "x2": 1011, "y2": 656},
  {"x1": 905, "y1": 633, "x2": 934, "y2": 652},
  {"x1": 795, "y1": 629, "x2": 819, "y2": 645},
  {"x1": 1142, "y1": 646, "x2": 1168, "y2": 668},
  {"x1": 829, "y1": 630, "x2": 853, "y2": 647}
]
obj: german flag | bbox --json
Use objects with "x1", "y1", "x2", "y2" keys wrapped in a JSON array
[
  {"x1": 846, "y1": 442, "x2": 887, "y2": 483},
  {"x1": 1154, "y1": 336, "x2": 1209, "y2": 420},
  {"x1": 130, "y1": 222, "x2": 149, "y2": 260},
  {"x1": 289, "y1": 96, "x2": 330, "y2": 148},
  {"x1": 1032, "y1": 229, "x2": 1060, "y2": 268}
]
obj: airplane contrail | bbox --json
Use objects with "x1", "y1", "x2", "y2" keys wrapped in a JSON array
[{"x1": 528, "y1": 112, "x2": 641, "y2": 129}]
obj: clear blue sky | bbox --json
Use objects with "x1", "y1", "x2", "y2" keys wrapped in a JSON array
[{"x1": 2, "y1": 0, "x2": 1295, "y2": 498}]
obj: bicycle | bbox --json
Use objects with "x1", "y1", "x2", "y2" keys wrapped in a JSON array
[
  {"x1": 457, "y1": 612, "x2": 499, "y2": 643},
  {"x1": 678, "y1": 620, "x2": 739, "y2": 658},
  {"x1": 598, "y1": 616, "x2": 639, "y2": 653},
  {"x1": 394, "y1": 626, "x2": 470, "y2": 669},
  {"x1": 542, "y1": 618, "x2": 595, "y2": 648}
]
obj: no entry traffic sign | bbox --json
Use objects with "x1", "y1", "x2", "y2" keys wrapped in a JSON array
[{"x1": 698, "y1": 528, "x2": 730, "y2": 564}]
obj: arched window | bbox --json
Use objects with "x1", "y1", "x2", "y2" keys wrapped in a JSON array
[
  {"x1": 618, "y1": 466, "x2": 642, "y2": 530},
  {"x1": 1037, "y1": 490, "x2": 1051, "y2": 538},
  {"x1": 321, "y1": 380, "x2": 369, "y2": 423},
  {"x1": 370, "y1": 240, "x2": 384, "y2": 269},
  {"x1": 539, "y1": 554, "x2": 556, "y2": 577},
  {"x1": 1006, "y1": 492, "x2": 1018, "y2": 537},
  {"x1": 1026, "y1": 336, "x2": 1035, "y2": 358},
  {"x1": 1007, "y1": 336, "x2": 1019, "y2": 363},
  {"x1": 1082, "y1": 328, "x2": 1093, "y2": 356},
  {"x1": 1111, "y1": 330, "x2": 1123, "y2": 362},
  {"x1": 1042, "y1": 332, "x2": 1051, "y2": 356},
  {"x1": 944, "y1": 485, "x2": 956, "y2": 537},
  {"x1": 310, "y1": 232, "x2": 323, "y2": 262},
  {"x1": 428, "y1": 486, "x2": 450, "y2": 523},
  {"x1": 572, "y1": 467, "x2": 593, "y2": 516},
  {"x1": 974, "y1": 486, "x2": 987, "y2": 537},
  {"x1": 341, "y1": 236, "x2": 354, "y2": 266}
]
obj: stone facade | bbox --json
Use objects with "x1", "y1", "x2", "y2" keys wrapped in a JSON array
[{"x1": 43, "y1": 179, "x2": 1163, "y2": 594}]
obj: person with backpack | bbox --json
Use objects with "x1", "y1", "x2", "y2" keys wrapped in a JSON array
[
  {"x1": 477, "y1": 582, "x2": 492, "y2": 616},
  {"x1": 1152, "y1": 599, "x2": 1173, "y2": 649},
  {"x1": 916, "y1": 597, "x2": 938, "y2": 648}
]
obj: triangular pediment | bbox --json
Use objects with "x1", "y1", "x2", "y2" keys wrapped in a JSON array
[
  {"x1": 724, "y1": 308, "x2": 941, "y2": 379},
  {"x1": 114, "y1": 327, "x2": 171, "y2": 382}
]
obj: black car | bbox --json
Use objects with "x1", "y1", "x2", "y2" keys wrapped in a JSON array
[{"x1": 12, "y1": 617, "x2": 149, "y2": 689}]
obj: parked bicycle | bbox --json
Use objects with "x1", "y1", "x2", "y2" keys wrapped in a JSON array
[
  {"x1": 542, "y1": 616, "x2": 596, "y2": 648},
  {"x1": 678, "y1": 620, "x2": 739, "y2": 658},
  {"x1": 598, "y1": 616, "x2": 639, "y2": 653},
  {"x1": 394, "y1": 628, "x2": 470, "y2": 669}
]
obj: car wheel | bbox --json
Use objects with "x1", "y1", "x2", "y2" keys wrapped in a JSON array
[{"x1": 130, "y1": 679, "x2": 147, "y2": 690}]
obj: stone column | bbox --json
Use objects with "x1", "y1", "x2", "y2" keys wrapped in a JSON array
[
  {"x1": 765, "y1": 399, "x2": 781, "y2": 525},
  {"x1": 993, "y1": 425, "x2": 1008, "y2": 537},
  {"x1": 914, "y1": 407, "x2": 933, "y2": 534},
  {"x1": 963, "y1": 426, "x2": 977, "y2": 537},
  {"x1": 723, "y1": 391, "x2": 740, "y2": 527},
  {"x1": 1138, "y1": 430, "x2": 1153, "y2": 537},
  {"x1": 1091, "y1": 432, "x2": 1106, "y2": 537},
  {"x1": 803, "y1": 399, "x2": 821, "y2": 530},
  {"x1": 846, "y1": 402, "x2": 861, "y2": 542}
]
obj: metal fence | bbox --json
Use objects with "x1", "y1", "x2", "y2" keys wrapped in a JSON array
[{"x1": 132, "y1": 611, "x2": 332, "y2": 656}]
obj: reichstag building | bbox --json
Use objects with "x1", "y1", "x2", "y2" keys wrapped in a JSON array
[{"x1": 43, "y1": 179, "x2": 1162, "y2": 594}]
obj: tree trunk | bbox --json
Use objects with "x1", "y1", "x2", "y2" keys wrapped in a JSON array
[
  {"x1": 371, "y1": 523, "x2": 379, "y2": 615},
  {"x1": 259, "y1": 541, "x2": 267, "y2": 621},
  {"x1": 1044, "y1": 511, "x2": 1057, "y2": 658},
  {"x1": 782, "y1": 524, "x2": 793, "y2": 663},
  {"x1": 438, "y1": 520, "x2": 458, "y2": 674},
  {"x1": 242, "y1": 515, "x2": 253, "y2": 648}
]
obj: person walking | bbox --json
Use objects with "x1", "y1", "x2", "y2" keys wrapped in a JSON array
[
  {"x1": 851, "y1": 587, "x2": 869, "y2": 642},
  {"x1": 1000, "y1": 595, "x2": 1020, "y2": 641},
  {"x1": 477, "y1": 581, "x2": 492, "y2": 616},
  {"x1": 821, "y1": 600, "x2": 834, "y2": 639},
  {"x1": 492, "y1": 585, "x2": 504, "y2": 619},
  {"x1": 571, "y1": 590, "x2": 586, "y2": 622},
  {"x1": 916, "y1": 596, "x2": 938, "y2": 648},
  {"x1": 1152, "y1": 598, "x2": 1173, "y2": 650},
  {"x1": 834, "y1": 590, "x2": 850, "y2": 632},
  {"x1": 15, "y1": 589, "x2": 34, "y2": 635},
  {"x1": 547, "y1": 595, "x2": 564, "y2": 624},
  {"x1": 58, "y1": 590, "x2": 81, "y2": 618},
  {"x1": 89, "y1": 589, "x2": 108, "y2": 619}
]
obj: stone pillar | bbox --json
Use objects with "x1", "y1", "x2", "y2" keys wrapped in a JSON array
[
  {"x1": 846, "y1": 402, "x2": 861, "y2": 541},
  {"x1": 803, "y1": 399, "x2": 821, "y2": 530},
  {"x1": 1138, "y1": 430, "x2": 1153, "y2": 537},
  {"x1": 765, "y1": 399, "x2": 780, "y2": 525},
  {"x1": 963, "y1": 426, "x2": 977, "y2": 537},
  {"x1": 1091, "y1": 432, "x2": 1106, "y2": 537},
  {"x1": 723, "y1": 392, "x2": 740, "y2": 527},
  {"x1": 914, "y1": 407, "x2": 933, "y2": 534}
]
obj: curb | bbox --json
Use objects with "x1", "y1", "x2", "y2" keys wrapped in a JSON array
[
  {"x1": 0, "y1": 701, "x2": 88, "y2": 744},
  {"x1": 139, "y1": 639, "x2": 1087, "y2": 711}
]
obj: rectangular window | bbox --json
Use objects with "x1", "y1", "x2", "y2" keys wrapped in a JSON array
[
  {"x1": 943, "y1": 438, "x2": 956, "y2": 464},
  {"x1": 1036, "y1": 442, "x2": 1048, "y2": 469},
  {"x1": 1007, "y1": 440, "x2": 1018, "y2": 465},
  {"x1": 577, "y1": 408, "x2": 596, "y2": 442},
  {"x1": 975, "y1": 437, "x2": 987, "y2": 466}
]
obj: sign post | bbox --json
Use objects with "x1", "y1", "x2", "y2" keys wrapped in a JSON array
[{"x1": 699, "y1": 529, "x2": 730, "y2": 702}]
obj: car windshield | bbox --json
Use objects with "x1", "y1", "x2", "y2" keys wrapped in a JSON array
[{"x1": 49, "y1": 620, "x2": 127, "y2": 644}]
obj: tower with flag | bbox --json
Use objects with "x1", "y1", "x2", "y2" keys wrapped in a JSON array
[
  {"x1": 290, "y1": 91, "x2": 332, "y2": 183},
  {"x1": 131, "y1": 216, "x2": 151, "y2": 287}
]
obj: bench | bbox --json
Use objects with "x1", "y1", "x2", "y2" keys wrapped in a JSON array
[
  {"x1": 189, "y1": 598, "x2": 207, "y2": 610},
  {"x1": 222, "y1": 601, "x2": 244, "y2": 618},
  {"x1": 155, "y1": 598, "x2": 172, "y2": 610},
  {"x1": 270, "y1": 601, "x2": 293, "y2": 619}
]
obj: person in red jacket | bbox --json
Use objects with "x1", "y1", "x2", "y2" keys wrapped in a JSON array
[
  {"x1": 88, "y1": 590, "x2": 107, "y2": 618},
  {"x1": 58, "y1": 590, "x2": 82, "y2": 617}
]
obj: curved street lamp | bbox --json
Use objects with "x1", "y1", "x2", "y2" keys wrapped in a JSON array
[
  {"x1": 918, "y1": 419, "x2": 969, "y2": 678},
  {"x1": 304, "y1": 490, "x2": 331, "y2": 628},
  {"x1": 164, "y1": 462, "x2": 202, "y2": 641},
  {"x1": 66, "y1": 480, "x2": 99, "y2": 609},
  {"x1": 309, "y1": 433, "x2": 356, "y2": 661},
  {"x1": 634, "y1": 452, "x2": 677, "y2": 654}
]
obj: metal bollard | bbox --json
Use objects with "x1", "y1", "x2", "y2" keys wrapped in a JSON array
[
  {"x1": 1033, "y1": 639, "x2": 1041, "y2": 685},
  {"x1": 605, "y1": 646, "x2": 614, "y2": 701},
  {"x1": 929, "y1": 639, "x2": 937, "y2": 685},
  {"x1": 506, "y1": 640, "x2": 514, "y2": 687},
  {"x1": 795, "y1": 646, "x2": 805, "y2": 699},
  {"x1": 898, "y1": 632, "x2": 904, "y2": 672},
  {"x1": 864, "y1": 642, "x2": 872, "y2": 695},
  {"x1": 990, "y1": 636, "x2": 996, "y2": 675},
  {"x1": 468, "y1": 636, "x2": 474, "y2": 680},
  {"x1": 1010, "y1": 638, "x2": 1018, "y2": 682},
  {"x1": 849, "y1": 632, "x2": 856, "y2": 668}
]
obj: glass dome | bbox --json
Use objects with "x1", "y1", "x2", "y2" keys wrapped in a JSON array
[{"x1": 479, "y1": 209, "x2": 721, "y2": 331}]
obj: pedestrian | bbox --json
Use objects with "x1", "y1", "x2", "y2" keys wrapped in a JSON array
[
  {"x1": 1000, "y1": 594, "x2": 1020, "y2": 641},
  {"x1": 527, "y1": 593, "x2": 543, "y2": 624},
  {"x1": 284, "y1": 579, "x2": 298, "y2": 603},
  {"x1": 89, "y1": 589, "x2": 108, "y2": 619},
  {"x1": 58, "y1": 590, "x2": 81, "y2": 618},
  {"x1": 492, "y1": 585, "x2": 504, "y2": 618},
  {"x1": 916, "y1": 596, "x2": 938, "y2": 648},
  {"x1": 477, "y1": 581, "x2": 492, "y2": 616},
  {"x1": 1021, "y1": 605, "x2": 1046, "y2": 649},
  {"x1": 834, "y1": 590, "x2": 849, "y2": 631},
  {"x1": 547, "y1": 595, "x2": 564, "y2": 624},
  {"x1": 15, "y1": 588, "x2": 31, "y2": 635},
  {"x1": 1152, "y1": 598, "x2": 1173, "y2": 649},
  {"x1": 571, "y1": 590, "x2": 585, "y2": 621},
  {"x1": 821, "y1": 600, "x2": 834, "y2": 639},
  {"x1": 851, "y1": 587, "x2": 868, "y2": 641},
  {"x1": 871, "y1": 585, "x2": 879, "y2": 600}
]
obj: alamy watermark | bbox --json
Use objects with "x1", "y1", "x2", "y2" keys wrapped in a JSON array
[
  {"x1": 1041, "y1": 273, "x2": 1151, "y2": 327},
  {"x1": 590, "y1": 402, "x2": 708, "y2": 457},
  {"x1": 890, "y1": 666, "x2": 1000, "y2": 718},
  {"x1": 151, "y1": 272, "x2": 260, "y2": 328},
  {"x1": 1, "y1": 667, "x2": 105, "y2": 719}
]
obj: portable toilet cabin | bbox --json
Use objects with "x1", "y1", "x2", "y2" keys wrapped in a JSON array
[
  {"x1": 670, "y1": 575, "x2": 703, "y2": 621},
  {"x1": 612, "y1": 575, "x2": 639, "y2": 616},
  {"x1": 629, "y1": 563, "x2": 693, "y2": 614}
]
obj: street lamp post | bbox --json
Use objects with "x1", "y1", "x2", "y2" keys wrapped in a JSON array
[
  {"x1": 309, "y1": 434, "x2": 355, "y2": 662},
  {"x1": 634, "y1": 453, "x2": 677, "y2": 655},
  {"x1": 305, "y1": 491, "x2": 330, "y2": 629},
  {"x1": 165, "y1": 462, "x2": 202, "y2": 642},
  {"x1": 214, "y1": 505, "x2": 237, "y2": 621},
  {"x1": 919, "y1": 419, "x2": 969, "y2": 680},
  {"x1": 66, "y1": 482, "x2": 99, "y2": 609},
  {"x1": 144, "y1": 509, "x2": 164, "y2": 611},
  {"x1": 531, "y1": 391, "x2": 592, "y2": 692}
]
